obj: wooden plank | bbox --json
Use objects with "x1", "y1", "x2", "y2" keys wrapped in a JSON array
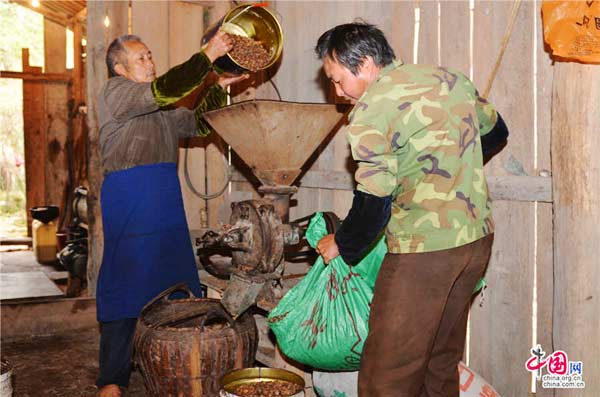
[
  {"x1": 178, "y1": 139, "x2": 208, "y2": 237},
  {"x1": 487, "y1": 175, "x2": 551, "y2": 202},
  {"x1": 85, "y1": 0, "x2": 129, "y2": 296},
  {"x1": 416, "y1": 0, "x2": 438, "y2": 65},
  {"x1": 71, "y1": 22, "x2": 88, "y2": 185},
  {"x1": 168, "y1": 1, "x2": 204, "y2": 65},
  {"x1": 44, "y1": 18, "x2": 67, "y2": 74},
  {"x1": 44, "y1": 18, "x2": 69, "y2": 226},
  {"x1": 167, "y1": 1, "x2": 208, "y2": 235},
  {"x1": 440, "y1": 0, "x2": 470, "y2": 73},
  {"x1": 331, "y1": 112, "x2": 353, "y2": 219},
  {"x1": 389, "y1": 2, "x2": 415, "y2": 64},
  {"x1": 0, "y1": 70, "x2": 72, "y2": 82},
  {"x1": 552, "y1": 62, "x2": 600, "y2": 397},
  {"x1": 72, "y1": 23, "x2": 84, "y2": 105},
  {"x1": 232, "y1": 170, "x2": 551, "y2": 203},
  {"x1": 534, "y1": 0, "x2": 555, "y2": 394},
  {"x1": 68, "y1": 8, "x2": 87, "y2": 26},
  {"x1": 22, "y1": 48, "x2": 46, "y2": 235},
  {"x1": 205, "y1": 1, "x2": 233, "y2": 228},
  {"x1": 469, "y1": 2, "x2": 537, "y2": 395},
  {"x1": 131, "y1": 1, "x2": 170, "y2": 75}
]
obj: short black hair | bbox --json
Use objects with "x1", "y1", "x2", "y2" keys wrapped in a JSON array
[
  {"x1": 315, "y1": 22, "x2": 395, "y2": 75},
  {"x1": 106, "y1": 34, "x2": 143, "y2": 77}
]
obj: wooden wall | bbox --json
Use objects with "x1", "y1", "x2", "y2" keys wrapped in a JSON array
[
  {"x1": 201, "y1": 1, "x2": 581, "y2": 396},
  {"x1": 7, "y1": 15, "x2": 86, "y2": 234},
  {"x1": 83, "y1": 1, "x2": 599, "y2": 395},
  {"x1": 19, "y1": 19, "x2": 71, "y2": 233}
]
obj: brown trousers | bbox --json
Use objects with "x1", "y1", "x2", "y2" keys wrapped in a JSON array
[{"x1": 358, "y1": 234, "x2": 494, "y2": 397}]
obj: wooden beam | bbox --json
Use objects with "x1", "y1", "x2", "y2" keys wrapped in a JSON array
[
  {"x1": 44, "y1": 17, "x2": 69, "y2": 224},
  {"x1": 0, "y1": 70, "x2": 72, "y2": 82},
  {"x1": 11, "y1": 0, "x2": 71, "y2": 27},
  {"x1": 231, "y1": 170, "x2": 552, "y2": 203},
  {"x1": 486, "y1": 175, "x2": 552, "y2": 203},
  {"x1": 22, "y1": 48, "x2": 46, "y2": 235},
  {"x1": 72, "y1": 23, "x2": 84, "y2": 104},
  {"x1": 68, "y1": 7, "x2": 87, "y2": 25},
  {"x1": 179, "y1": 0, "x2": 223, "y2": 7},
  {"x1": 552, "y1": 61, "x2": 600, "y2": 396},
  {"x1": 86, "y1": 1, "x2": 129, "y2": 296}
]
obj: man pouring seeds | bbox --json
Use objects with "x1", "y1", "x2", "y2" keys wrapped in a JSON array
[{"x1": 95, "y1": 31, "x2": 248, "y2": 397}]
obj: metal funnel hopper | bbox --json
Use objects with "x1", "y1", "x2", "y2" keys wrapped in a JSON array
[{"x1": 202, "y1": 100, "x2": 345, "y2": 186}]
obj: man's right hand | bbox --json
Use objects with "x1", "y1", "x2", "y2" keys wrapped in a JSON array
[{"x1": 204, "y1": 30, "x2": 233, "y2": 63}]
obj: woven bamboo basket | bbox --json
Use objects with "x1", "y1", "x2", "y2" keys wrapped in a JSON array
[{"x1": 134, "y1": 283, "x2": 257, "y2": 397}]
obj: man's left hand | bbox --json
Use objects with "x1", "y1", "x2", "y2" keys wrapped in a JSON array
[
  {"x1": 217, "y1": 73, "x2": 250, "y2": 89},
  {"x1": 316, "y1": 234, "x2": 339, "y2": 264}
]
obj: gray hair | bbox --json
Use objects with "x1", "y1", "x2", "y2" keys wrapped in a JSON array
[{"x1": 106, "y1": 34, "x2": 143, "y2": 77}]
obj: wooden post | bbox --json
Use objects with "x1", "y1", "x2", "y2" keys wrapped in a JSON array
[
  {"x1": 72, "y1": 22, "x2": 88, "y2": 185},
  {"x1": 533, "y1": 5, "x2": 555, "y2": 396},
  {"x1": 72, "y1": 22, "x2": 84, "y2": 106},
  {"x1": 85, "y1": 1, "x2": 129, "y2": 296},
  {"x1": 551, "y1": 62, "x2": 600, "y2": 396},
  {"x1": 43, "y1": 17, "x2": 69, "y2": 227},
  {"x1": 22, "y1": 48, "x2": 46, "y2": 235}
]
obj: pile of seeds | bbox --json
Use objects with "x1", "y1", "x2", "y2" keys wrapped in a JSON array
[
  {"x1": 232, "y1": 380, "x2": 303, "y2": 396},
  {"x1": 229, "y1": 35, "x2": 271, "y2": 72}
]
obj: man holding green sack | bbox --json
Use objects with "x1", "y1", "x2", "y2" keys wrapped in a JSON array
[
  {"x1": 268, "y1": 212, "x2": 386, "y2": 370},
  {"x1": 314, "y1": 23, "x2": 508, "y2": 397}
]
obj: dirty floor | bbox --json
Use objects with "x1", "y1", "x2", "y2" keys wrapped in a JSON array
[{"x1": 1, "y1": 327, "x2": 146, "y2": 397}]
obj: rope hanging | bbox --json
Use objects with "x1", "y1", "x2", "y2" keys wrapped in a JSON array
[{"x1": 482, "y1": 0, "x2": 523, "y2": 99}]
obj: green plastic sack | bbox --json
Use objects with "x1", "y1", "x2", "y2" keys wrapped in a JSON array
[{"x1": 267, "y1": 212, "x2": 387, "y2": 371}]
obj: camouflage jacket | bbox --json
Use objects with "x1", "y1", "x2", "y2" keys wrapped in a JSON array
[{"x1": 346, "y1": 60, "x2": 496, "y2": 253}]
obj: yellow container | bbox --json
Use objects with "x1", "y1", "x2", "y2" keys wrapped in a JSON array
[{"x1": 32, "y1": 219, "x2": 57, "y2": 263}]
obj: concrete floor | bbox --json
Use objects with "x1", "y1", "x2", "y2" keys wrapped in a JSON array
[{"x1": 0, "y1": 248, "x2": 67, "y2": 298}]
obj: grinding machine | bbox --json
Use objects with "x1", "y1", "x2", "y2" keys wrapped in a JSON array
[{"x1": 197, "y1": 100, "x2": 347, "y2": 317}]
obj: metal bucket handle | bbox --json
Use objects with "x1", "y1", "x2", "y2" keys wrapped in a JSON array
[{"x1": 140, "y1": 282, "x2": 196, "y2": 316}]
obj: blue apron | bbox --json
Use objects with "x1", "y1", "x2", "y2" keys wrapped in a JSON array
[{"x1": 96, "y1": 162, "x2": 202, "y2": 322}]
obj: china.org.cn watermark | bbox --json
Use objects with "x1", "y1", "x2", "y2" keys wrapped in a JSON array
[{"x1": 525, "y1": 345, "x2": 585, "y2": 389}]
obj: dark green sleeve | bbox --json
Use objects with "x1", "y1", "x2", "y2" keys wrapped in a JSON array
[
  {"x1": 151, "y1": 51, "x2": 213, "y2": 107},
  {"x1": 193, "y1": 84, "x2": 228, "y2": 137}
]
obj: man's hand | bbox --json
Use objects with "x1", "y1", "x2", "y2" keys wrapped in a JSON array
[
  {"x1": 217, "y1": 72, "x2": 250, "y2": 89},
  {"x1": 204, "y1": 30, "x2": 233, "y2": 63},
  {"x1": 316, "y1": 234, "x2": 339, "y2": 264}
]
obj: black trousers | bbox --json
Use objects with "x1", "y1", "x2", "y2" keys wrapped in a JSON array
[{"x1": 96, "y1": 318, "x2": 138, "y2": 388}]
